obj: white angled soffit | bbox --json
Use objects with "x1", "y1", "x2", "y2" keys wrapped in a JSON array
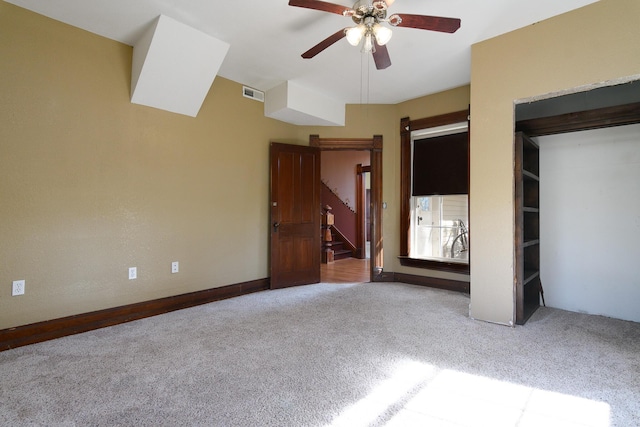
[
  {"x1": 265, "y1": 81, "x2": 345, "y2": 126},
  {"x1": 131, "y1": 15, "x2": 229, "y2": 117}
]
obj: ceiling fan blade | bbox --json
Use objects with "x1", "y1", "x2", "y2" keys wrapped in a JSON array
[
  {"x1": 372, "y1": 42, "x2": 391, "y2": 70},
  {"x1": 302, "y1": 28, "x2": 347, "y2": 59},
  {"x1": 288, "y1": 0, "x2": 353, "y2": 16},
  {"x1": 392, "y1": 14, "x2": 461, "y2": 33}
]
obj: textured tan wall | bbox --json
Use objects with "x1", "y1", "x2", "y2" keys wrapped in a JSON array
[
  {"x1": 1, "y1": 2, "x2": 473, "y2": 330},
  {"x1": 470, "y1": 0, "x2": 640, "y2": 325},
  {"x1": 300, "y1": 87, "x2": 471, "y2": 282},
  {"x1": 0, "y1": 3, "x2": 299, "y2": 328}
]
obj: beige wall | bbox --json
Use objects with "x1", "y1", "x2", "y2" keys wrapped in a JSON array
[
  {"x1": 297, "y1": 86, "x2": 471, "y2": 282},
  {"x1": 0, "y1": 3, "x2": 302, "y2": 328},
  {"x1": 1, "y1": 2, "x2": 468, "y2": 330},
  {"x1": 470, "y1": 0, "x2": 640, "y2": 325},
  {"x1": 11, "y1": 0, "x2": 632, "y2": 330}
]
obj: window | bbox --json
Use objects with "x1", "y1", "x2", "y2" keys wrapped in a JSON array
[
  {"x1": 399, "y1": 111, "x2": 470, "y2": 273},
  {"x1": 411, "y1": 195, "x2": 468, "y2": 263}
]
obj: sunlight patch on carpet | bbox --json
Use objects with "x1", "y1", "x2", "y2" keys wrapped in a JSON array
[
  {"x1": 329, "y1": 359, "x2": 611, "y2": 427},
  {"x1": 328, "y1": 360, "x2": 436, "y2": 427}
]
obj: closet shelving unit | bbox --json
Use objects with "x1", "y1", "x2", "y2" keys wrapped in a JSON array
[{"x1": 515, "y1": 132, "x2": 541, "y2": 325}]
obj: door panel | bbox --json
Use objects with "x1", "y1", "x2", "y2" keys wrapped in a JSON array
[
  {"x1": 278, "y1": 152, "x2": 295, "y2": 223},
  {"x1": 270, "y1": 143, "x2": 321, "y2": 289},
  {"x1": 300, "y1": 153, "x2": 316, "y2": 222}
]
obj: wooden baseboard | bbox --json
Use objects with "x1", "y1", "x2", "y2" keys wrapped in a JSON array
[
  {"x1": 1, "y1": 273, "x2": 468, "y2": 351},
  {"x1": 393, "y1": 272, "x2": 470, "y2": 294},
  {"x1": 373, "y1": 271, "x2": 395, "y2": 282},
  {"x1": 373, "y1": 270, "x2": 468, "y2": 293},
  {"x1": 0, "y1": 278, "x2": 269, "y2": 352}
]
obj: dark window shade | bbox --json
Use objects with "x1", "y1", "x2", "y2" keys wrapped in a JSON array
[{"x1": 412, "y1": 132, "x2": 468, "y2": 196}]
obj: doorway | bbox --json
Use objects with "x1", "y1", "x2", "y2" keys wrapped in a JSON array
[
  {"x1": 319, "y1": 153, "x2": 370, "y2": 283},
  {"x1": 310, "y1": 135, "x2": 383, "y2": 283},
  {"x1": 320, "y1": 150, "x2": 370, "y2": 263}
]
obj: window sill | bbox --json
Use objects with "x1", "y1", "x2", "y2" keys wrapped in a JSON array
[{"x1": 398, "y1": 256, "x2": 470, "y2": 274}]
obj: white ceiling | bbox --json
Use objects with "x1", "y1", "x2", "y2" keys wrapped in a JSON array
[{"x1": 6, "y1": 0, "x2": 598, "y2": 105}]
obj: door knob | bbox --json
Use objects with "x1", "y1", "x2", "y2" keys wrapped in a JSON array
[{"x1": 273, "y1": 222, "x2": 280, "y2": 232}]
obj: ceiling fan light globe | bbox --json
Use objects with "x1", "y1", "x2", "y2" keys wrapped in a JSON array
[
  {"x1": 362, "y1": 33, "x2": 374, "y2": 53},
  {"x1": 346, "y1": 25, "x2": 365, "y2": 46},
  {"x1": 373, "y1": 24, "x2": 392, "y2": 45}
]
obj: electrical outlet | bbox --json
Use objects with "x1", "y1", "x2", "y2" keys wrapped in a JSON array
[
  {"x1": 12, "y1": 280, "x2": 25, "y2": 296},
  {"x1": 128, "y1": 267, "x2": 137, "y2": 280},
  {"x1": 171, "y1": 261, "x2": 179, "y2": 274}
]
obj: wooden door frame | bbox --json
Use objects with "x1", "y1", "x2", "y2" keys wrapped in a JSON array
[
  {"x1": 310, "y1": 135, "x2": 383, "y2": 281},
  {"x1": 356, "y1": 164, "x2": 371, "y2": 259}
]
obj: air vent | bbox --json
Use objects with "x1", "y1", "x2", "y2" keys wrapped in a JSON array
[{"x1": 243, "y1": 86, "x2": 264, "y2": 102}]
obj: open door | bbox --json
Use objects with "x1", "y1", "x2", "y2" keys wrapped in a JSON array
[{"x1": 270, "y1": 143, "x2": 321, "y2": 289}]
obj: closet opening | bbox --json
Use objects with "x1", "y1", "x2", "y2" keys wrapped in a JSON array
[{"x1": 514, "y1": 79, "x2": 640, "y2": 324}]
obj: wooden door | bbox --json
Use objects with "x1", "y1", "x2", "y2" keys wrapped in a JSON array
[{"x1": 270, "y1": 143, "x2": 321, "y2": 289}]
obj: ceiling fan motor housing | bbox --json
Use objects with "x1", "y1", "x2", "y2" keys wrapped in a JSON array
[{"x1": 351, "y1": 0, "x2": 387, "y2": 25}]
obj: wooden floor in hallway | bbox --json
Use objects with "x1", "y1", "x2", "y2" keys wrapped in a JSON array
[{"x1": 320, "y1": 257, "x2": 370, "y2": 283}]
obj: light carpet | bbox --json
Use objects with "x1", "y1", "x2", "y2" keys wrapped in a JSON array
[{"x1": 1, "y1": 282, "x2": 638, "y2": 426}]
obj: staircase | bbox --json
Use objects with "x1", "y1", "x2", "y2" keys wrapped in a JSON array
[
  {"x1": 328, "y1": 230, "x2": 353, "y2": 261},
  {"x1": 322, "y1": 206, "x2": 356, "y2": 263}
]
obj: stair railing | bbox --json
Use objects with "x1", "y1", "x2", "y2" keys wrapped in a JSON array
[{"x1": 322, "y1": 205, "x2": 335, "y2": 263}]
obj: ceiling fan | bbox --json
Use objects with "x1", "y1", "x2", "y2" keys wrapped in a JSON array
[{"x1": 288, "y1": 0, "x2": 461, "y2": 70}]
